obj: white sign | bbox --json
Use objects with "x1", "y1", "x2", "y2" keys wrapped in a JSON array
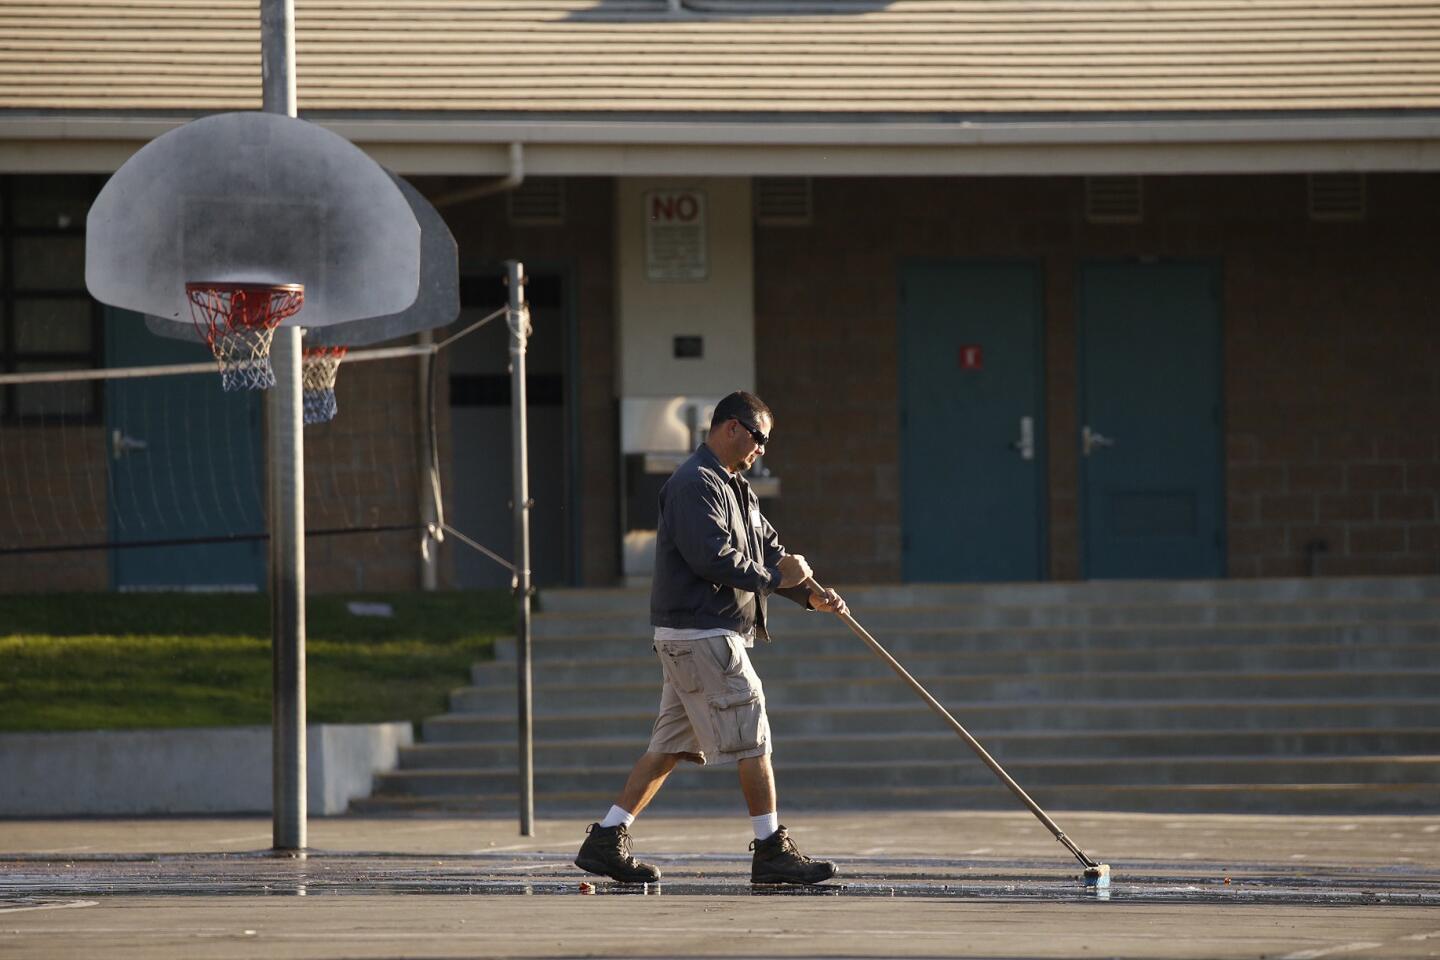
[{"x1": 645, "y1": 190, "x2": 707, "y2": 282}]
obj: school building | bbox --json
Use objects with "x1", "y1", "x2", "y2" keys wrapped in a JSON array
[{"x1": 2, "y1": 1, "x2": 1438, "y2": 592}]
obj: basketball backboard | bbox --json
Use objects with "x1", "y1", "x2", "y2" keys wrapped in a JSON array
[
  {"x1": 305, "y1": 173, "x2": 460, "y2": 347},
  {"x1": 145, "y1": 170, "x2": 457, "y2": 348},
  {"x1": 88, "y1": 111, "x2": 421, "y2": 328}
]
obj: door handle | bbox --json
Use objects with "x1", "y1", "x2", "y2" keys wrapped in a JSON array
[
  {"x1": 1082, "y1": 425, "x2": 1116, "y2": 457},
  {"x1": 1010, "y1": 415, "x2": 1035, "y2": 461},
  {"x1": 111, "y1": 429, "x2": 148, "y2": 460}
]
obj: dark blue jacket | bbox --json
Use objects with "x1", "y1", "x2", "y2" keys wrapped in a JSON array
[{"x1": 649, "y1": 444, "x2": 810, "y2": 640}]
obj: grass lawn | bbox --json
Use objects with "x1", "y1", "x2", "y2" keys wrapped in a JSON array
[{"x1": 0, "y1": 591, "x2": 512, "y2": 732}]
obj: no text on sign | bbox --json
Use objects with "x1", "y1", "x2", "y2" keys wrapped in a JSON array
[
  {"x1": 649, "y1": 191, "x2": 703, "y2": 223},
  {"x1": 958, "y1": 345, "x2": 984, "y2": 370},
  {"x1": 645, "y1": 189, "x2": 708, "y2": 282}
]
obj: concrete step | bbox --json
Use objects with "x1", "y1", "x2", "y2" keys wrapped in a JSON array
[
  {"x1": 535, "y1": 577, "x2": 1440, "y2": 614},
  {"x1": 420, "y1": 698, "x2": 1440, "y2": 741},
  {"x1": 501, "y1": 622, "x2": 1439, "y2": 659},
  {"x1": 397, "y1": 728, "x2": 1440, "y2": 770},
  {"x1": 364, "y1": 580, "x2": 1440, "y2": 817},
  {"x1": 448, "y1": 670, "x2": 1440, "y2": 713},
  {"x1": 472, "y1": 642, "x2": 1437, "y2": 686},
  {"x1": 526, "y1": 605, "x2": 1440, "y2": 640},
  {"x1": 371, "y1": 755, "x2": 1440, "y2": 798},
  {"x1": 351, "y1": 781, "x2": 1440, "y2": 816}
]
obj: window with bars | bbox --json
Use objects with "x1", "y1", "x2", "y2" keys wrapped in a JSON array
[{"x1": 0, "y1": 175, "x2": 104, "y2": 421}]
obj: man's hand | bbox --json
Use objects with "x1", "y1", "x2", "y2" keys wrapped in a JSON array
[
  {"x1": 808, "y1": 586, "x2": 849, "y2": 617},
  {"x1": 777, "y1": 554, "x2": 812, "y2": 589}
]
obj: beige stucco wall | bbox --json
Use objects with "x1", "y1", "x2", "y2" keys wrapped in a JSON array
[{"x1": 615, "y1": 177, "x2": 755, "y2": 398}]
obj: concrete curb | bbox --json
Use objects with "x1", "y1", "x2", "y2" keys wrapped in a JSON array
[{"x1": 0, "y1": 722, "x2": 413, "y2": 816}]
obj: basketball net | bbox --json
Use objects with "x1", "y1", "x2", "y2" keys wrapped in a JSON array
[
  {"x1": 302, "y1": 346, "x2": 348, "y2": 424},
  {"x1": 186, "y1": 283, "x2": 305, "y2": 392}
]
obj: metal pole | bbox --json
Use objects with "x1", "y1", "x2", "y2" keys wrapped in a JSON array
[
  {"x1": 261, "y1": 0, "x2": 297, "y2": 118},
  {"x1": 269, "y1": 327, "x2": 306, "y2": 853},
  {"x1": 418, "y1": 329, "x2": 439, "y2": 591},
  {"x1": 261, "y1": 0, "x2": 306, "y2": 854},
  {"x1": 507, "y1": 260, "x2": 535, "y2": 836}
]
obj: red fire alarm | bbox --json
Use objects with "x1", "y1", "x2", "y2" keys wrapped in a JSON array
[{"x1": 958, "y1": 345, "x2": 983, "y2": 370}]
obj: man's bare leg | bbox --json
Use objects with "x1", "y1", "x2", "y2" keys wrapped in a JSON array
[
  {"x1": 575, "y1": 752, "x2": 680, "y2": 883},
  {"x1": 616, "y1": 751, "x2": 681, "y2": 817},
  {"x1": 738, "y1": 754, "x2": 777, "y2": 817},
  {"x1": 739, "y1": 752, "x2": 835, "y2": 884}
]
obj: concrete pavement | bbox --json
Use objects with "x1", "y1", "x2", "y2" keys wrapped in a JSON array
[{"x1": 2, "y1": 811, "x2": 1438, "y2": 958}]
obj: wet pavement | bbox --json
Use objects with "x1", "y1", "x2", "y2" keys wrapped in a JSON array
[
  {"x1": 2, "y1": 848, "x2": 1438, "y2": 906},
  {"x1": 2, "y1": 811, "x2": 1438, "y2": 958}
]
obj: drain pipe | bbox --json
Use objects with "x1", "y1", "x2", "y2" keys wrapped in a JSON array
[{"x1": 432, "y1": 142, "x2": 525, "y2": 208}]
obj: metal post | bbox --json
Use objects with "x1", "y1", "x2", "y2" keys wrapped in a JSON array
[
  {"x1": 261, "y1": 0, "x2": 297, "y2": 118},
  {"x1": 261, "y1": 0, "x2": 306, "y2": 854},
  {"x1": 268, "y1": 327, "x2": 306, "y2": 852},
  {"x1": 507, "y1": 260, "x2": 535, "y2": 836},
  {"x1": 418, "y1": 329, "x2": 440, "y2": 591}
]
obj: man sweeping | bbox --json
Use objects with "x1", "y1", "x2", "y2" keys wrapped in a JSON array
[{"x1": 575, "y1": 390, "x2": 848, "y2": 885}]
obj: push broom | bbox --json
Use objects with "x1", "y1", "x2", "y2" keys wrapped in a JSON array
[{"x1": 804, "y1": 577, "x2": 1111, "y2": 889}]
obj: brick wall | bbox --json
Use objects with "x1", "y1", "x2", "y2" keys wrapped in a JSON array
[
  {"x1": 757, "y1": 173, "x2": 1440, "y2": 582},
  {"x1": 0, "y1": 364, "x2": 427, "y2": 595},
  {"x1": 0, "y1": 424, "x2": 109, "y2": 591},
  {"x1": 0, "y1": 176, "x2": 618, "y2": 595},
  {"x1": 303, "y1": 354, "x2": 426, "y2": 593},
  {"x1": 6, "y1": 173, "x2": 1435, "y2": 592},
  {"x1": 417, "y1": 176, "x2": 618, "y2": 588},
  {"x1": 1224, "y1": 174, "x2": 1440, "y2": 576},
  {"x1": 293, "y1": 174, "x2": 621, "y2": 592}
]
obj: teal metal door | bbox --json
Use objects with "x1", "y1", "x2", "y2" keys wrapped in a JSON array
[
  {"x1": 1079, "y1": 262, "x2": 1224, "y2": 579},
  {"x1": 105, "y1": 308, "x2": 266, "y2": 589},
  {"x1": 900, "y1": 260, "x2": 1045, "y2": 581}
]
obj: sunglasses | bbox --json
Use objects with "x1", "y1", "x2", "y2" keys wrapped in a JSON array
[{"x1": 733, "y1": 417, "x2": 769, "y2": 447}]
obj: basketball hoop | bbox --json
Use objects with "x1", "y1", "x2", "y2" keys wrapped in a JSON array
[
  {"x1": 301, "y1": 345, "x2": 348, "y2": 424},
  {"x1": 186, "y1": 282, "x2": 305, "y2": 391}
]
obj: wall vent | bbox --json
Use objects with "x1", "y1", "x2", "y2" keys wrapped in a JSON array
[
  {"x1": 507, "y1": 178, "x2": 566, "y2": 226},
  {"x1": 1084, "y1": 176, "x2": 1144, "y2": 224},
  {"x1": 754, "y1": 177, "x2": 813, "y2": 226},
  {"x1": 1308, "y1": 173, "x2": 1366, "y2": 222}
]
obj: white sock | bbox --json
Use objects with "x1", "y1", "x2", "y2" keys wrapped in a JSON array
[
  {"x1": 751, "y1": 811, "x2": 780, "y2": 841},
  {"x1": 599, "y1": 805, "x2": 635, "y2": 829}
]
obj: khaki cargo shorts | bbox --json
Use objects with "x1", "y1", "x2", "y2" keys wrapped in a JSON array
[{"x1": 646, "y1": 634, "x2": 772, "y2": 765}]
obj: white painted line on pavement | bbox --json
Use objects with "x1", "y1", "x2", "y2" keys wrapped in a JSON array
[
  {"x1": 470, "y1": 842, "x2": 549, "y2": 853},
  {"x1": 27, "y1": 846, "x2": 94, "y2": 854},
  {"x1": 1281, "y1": 942, "x2": 1382, "y2": 960},
  {"x1": 0, "y1": 899, "x2": 98, "y2": 915}
]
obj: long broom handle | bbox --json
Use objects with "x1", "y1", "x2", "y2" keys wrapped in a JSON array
[{"x1": 804, "y1": 577, "x2": 1099, "y2": 870}]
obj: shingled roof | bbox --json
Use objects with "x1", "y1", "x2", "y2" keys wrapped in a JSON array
[{"x1": 3, "y1": 0, "x2": 1439, "y2": 116}]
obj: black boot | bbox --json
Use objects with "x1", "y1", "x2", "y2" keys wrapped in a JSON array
[
  {"x1": 750, "y1": 826, "x2": 837, "y2": 885},
  {"x1": 575, "y1": 823, "x2": 662, "y2": 883}
]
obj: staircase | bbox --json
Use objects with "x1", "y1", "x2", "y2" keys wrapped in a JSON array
[{"x1": 353, "y1": 577, "x2": 1440, "y2": 815}]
